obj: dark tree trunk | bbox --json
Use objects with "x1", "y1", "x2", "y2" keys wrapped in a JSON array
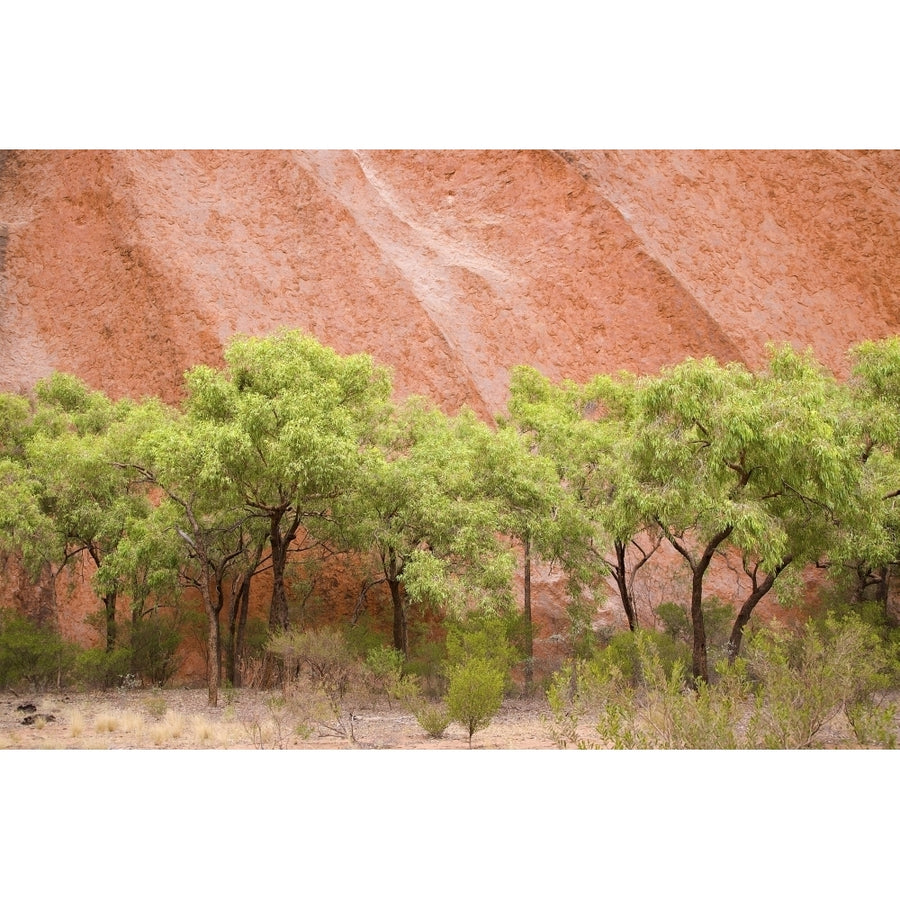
[
  {"x1": 236, "y1": 575, "x2": 250, "y2": 684},
  {"x1": 664, "y1": 524, "x2": 733, "y2": 686},
  {"x1": 727, "y1": 557, "x2": 793, "y2": 663},
  {"x1": 206, "y1": 601, "x2": 221, "y2": 707},
  {"x1": 103, "y1": 592, "x2": 118, "y2": 652},
  {"x1": 614, "y1": 540, "x2": 638, "y2": 631},
  {"x1": 226, "y1": 574, "x2": 252, "y2": 688},
  {"x1": 200, "y1": 573, "x2": 223, "y2": 707},
  {"x1": 689, "y1": 572, "x2": 709, "y2": 685},
  {"x1": 523, "y1": 535, "x2": 534, "y2": 690},
  {"x1": 386, "y1": 550, "x2": 408, "y2": 657},
  {"x1": 268, "y1": 519, "x2": 291, "y2": 632},
  {"x1": 262, "y1": 510, "x2": 300, "y2": 688}
]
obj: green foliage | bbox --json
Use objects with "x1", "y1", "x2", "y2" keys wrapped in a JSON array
[
  {"x1": 744, "y1": 614, "x2": 897, "y2": 748},
  {"x1": 72, "y1": 646, "x2": 133, "y2": 689},
  {"x1": 364, "y1": 644, "x2": 405, "y2": 704},
  {"x1": 656, "y1": 597, "x2": 732, "y2": 653},
  {"x1": 268, "y1": 626, "x2": 363, "y2": 699},
  {"x1": 403, "y1": 638, "x2": 448, "y2": 697},
  {"x1": 591, "y1": 628, "x2": 691, "y2": 687},
  {"x1": 241, "y1": 617, "x2": 271, "y2": 661},
  {"x1": 548, "y1": 615, "x2": 897, "y2": 749},
  {"x1": 415, "y1": 702, "x2": 452, "y2": 738},
  {"x1": 0, "y1": 610, "x2": 76, "y2": 690},
  {"x1": 444, "y1": 611, "x2": 521, "y2": 686},
  {"x1": 566, "y1": 593, "x2": 601, "y2": 660},
  {"x1": 655, "y1": 602, "x2": 691, "y2": 642},
  {"x1": 129, "y1": 614, "x2": 182, "y2": 686},
  {"x1": 331, "y1": 397, "x2": 516, "y2": 655},
  {"x1": 446, "y1": 656, "x2": 505, "y2": 747}
]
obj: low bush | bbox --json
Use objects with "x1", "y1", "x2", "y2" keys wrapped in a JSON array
[
  {"x1": 546, "y1": 614, "x2": 898, "y2": 749},
  {"x1": 73, "y1": 646, "x2": 133, "y2": 689},
  {"x1": 446, "y1": 656, "x2": 505, "y2": 748},
  {"x1": 129, "y1": 614, "x2": 181, "y2": 686},
  {"x1": 0, "y1": 610, "x2": 76, "y2": 690},
  {"x1": 444, "y1": 611, "x2": 522, "y2": 690},
  {"x1": 267, "y1": 626, "x2": 367, "y2": 743},
  {"x1": 364, "y1": 645, "x2": 405, "y2": 706}
]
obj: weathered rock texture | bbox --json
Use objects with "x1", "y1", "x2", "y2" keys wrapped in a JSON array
[
  {"x1": 2, "y1": 150, "x2": 899, "y2": 658},
  {"x1": 5, "y1": 150, "x2": 898, "y2": 412}
]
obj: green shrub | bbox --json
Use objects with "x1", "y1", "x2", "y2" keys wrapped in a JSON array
[
  {"x1": 129, "y1": 614, "x2": 181, "y2": 686},
  {"x1": 445, "y1": 611, "x2": 521, "y2": 690},
  {"x1": 365, "y1": 645, "x2": 405, "y2": 706},
  {"x1": 73, "y1": 646, "x2": 133, "y2": 689},
  {"x1": 592, "y1": 628, "x2": 690, "y2": 687},
  {"x1": 655, "y1": 602, "x2": 691, "y2": 642},
  {"x1": 415, "y1": 701, "x2": 452, "y2": 738},
  {"x1": 268, "y1": 626, "x2": 367, "y2": 743},
  {"x1": 655, "y1": 597, "x2": 733, "y2": 655},
  {"x1": 549, "y1": 614, "x2": 898, "y2": 749},
  {"x1": 268, "y1": 626, "x2": 363, "y2": 698},
  {"x1": 404, "y1": 638, "x2": 448, "y2": 697},
  {"x1": 446, "y1": 657, "x2": 505, "y2": 748},
  {"x1": 744, "y1": 613, "x2": 897, "y2": 749},
  {"x1": 0, "y1": 610, "x2": 76, "y2": 690}
]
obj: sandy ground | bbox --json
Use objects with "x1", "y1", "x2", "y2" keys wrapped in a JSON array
[
  {"x1": 3, "y1": 684, "x2": 895, "y2": 750},
  {"x1": 0, "y1": 687, "x2": 563, "y2": 750}
]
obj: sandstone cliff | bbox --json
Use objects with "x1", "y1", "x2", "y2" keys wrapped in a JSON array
[{"x1": 3, "y1": 150, "x2": 897, "y2": 412}]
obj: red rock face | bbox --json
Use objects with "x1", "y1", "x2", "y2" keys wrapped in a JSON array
[
  {"x1": 2, "y1": 150, "x2": 899, "y2": 650},
  {"x1": 6, "y1": 150, "x2": 897, "y2": 411}
]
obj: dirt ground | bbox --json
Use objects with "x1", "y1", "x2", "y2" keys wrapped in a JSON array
[{"x1": 0, "y1": 687, "x2": 564, "y2": 749}]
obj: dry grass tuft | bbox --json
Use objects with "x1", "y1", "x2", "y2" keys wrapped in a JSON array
[
  {"x1": 150, "y1": 709, "x2": 185, "y2": 745},
  {"x1": 120, "y1": 711, "x2": 146, "y2": 734},
  {"x1": 190, "y1": 715, "x2": 227, "y2": 744},
  {"x1": 67, "y1": 709, "x2": 86, "y2": 737},
  {"x1": 94, "y1": 710, "x2": 120, "y2": 733}
]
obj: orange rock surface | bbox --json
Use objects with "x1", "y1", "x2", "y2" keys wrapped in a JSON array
[{"x1": 2, "y1": 150, "x2": 899, "y2": 655}]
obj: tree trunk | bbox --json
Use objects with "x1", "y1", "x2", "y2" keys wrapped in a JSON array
[
  {"x1": 235, "y1": 575, "x2": 250, "y2": 685},
  {"x1": 523, "y1": 535, "x2": 534, "y2": 690},
  {"x1": 262, "y1": 512, "x2": 299, "y2": 688},
  {"x1": 664, "y1": 525, "x2": 733, "y2": 686},
  {"x1": 103, "y1": 592, "x2": 117, "y2": 652},
  {"x1": 727, "y1": 557, "x2": 792, "y2": 663},
  {"x1": 201, "y1": 578, "x2": 222, "y2": 707},
  {"x1": 689, "y1": 571, "x2": 709, "y2": 685},
  {"x1": 614, "y1": 540, "x2": 638, "y2": 631},
  {"x1": 389, "y1": 577, "x2": 408, "y2": 657},
  {"x1": 268, "y1": 518, "x2": 291, "y2": 632},
  {"x1": 387, "y1": 549, "x2": 408, "y2": 657},
  {"x1": 226, "y1": 573, "x2": 252, "y2": 688},
  {"x1": 206, "y1": 603, "x2": 221, "y2": 707}
]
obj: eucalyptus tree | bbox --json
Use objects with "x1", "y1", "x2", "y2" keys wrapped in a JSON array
[
  {"x1": 473, "y1": 413, "x2": 583, "y2": 686},
  {"x1": 629, "y1": 347, "x2": 864, "y2": 681},
  {"x1": 506, "y1": 365, "x2": 657, "y2": 634},
  {"x1": 844, "y1": 335, "x2": 900, "y2": 615},
  {"x1": 119, "y1": 401, "x2": 255, "y2": 706},
  {"x1": 182, "y1": 330, "x2": 393, "y2": 634},
  {"x1": 0, "y1": 374, "x2": 146, "y2": 648},
  {"x1": 0, "y1": 393, "x2": 44, "y2": 560},
  {"x1": 333, "y1": 397, "x2": 515, "y2": 658}
]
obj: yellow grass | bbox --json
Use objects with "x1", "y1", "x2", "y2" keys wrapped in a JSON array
[
  {"x1": 190, "y1": 715, "x2": 226, "y2": 744},
  {"x1": 67, "y1": 709, "x2": 86, "y2": 737},
  {"x1": 94, "y1": 710, "x2": 120, "y2": 733},
  {"x1": 150, "y1": 709, "x2": 185, "y2": 745}
]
